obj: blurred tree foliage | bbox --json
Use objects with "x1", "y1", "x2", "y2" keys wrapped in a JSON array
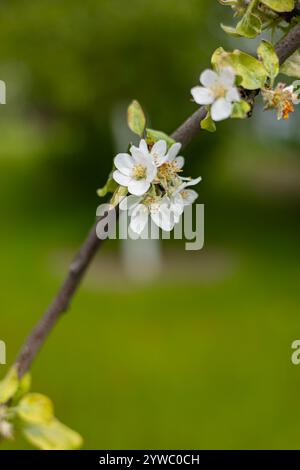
[{"x1": 0, "y1": 0, "x2": 223, "y2": 205}]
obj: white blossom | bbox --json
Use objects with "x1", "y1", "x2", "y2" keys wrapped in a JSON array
[
  {"x1": 113, "y1": 137, "x2": 201, "y2": 237},
  {"x1": 191, "y1": 67, "x2": 240, "y2": 121},
  {"x1": 113, "y1": 141, "x2": 157, "y2": 196}
]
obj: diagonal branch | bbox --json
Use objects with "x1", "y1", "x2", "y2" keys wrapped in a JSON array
[{"x1": 14, "y1": 22, "x2": 300, "y2": 379}]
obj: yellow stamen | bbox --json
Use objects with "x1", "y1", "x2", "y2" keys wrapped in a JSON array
[{"x1": 133, "y1": 164, "x2": 147, "y2": 180}]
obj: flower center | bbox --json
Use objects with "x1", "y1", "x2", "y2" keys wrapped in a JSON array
[
  {"x1": 211, "y1": 83, "x2": 226, "y2": 99},
  {"x1": 158, "y1": 162, "x2": 182, "y2": 180},
  {"x1": 133, "y1": 164, "x2": 147, "y2": 180}
]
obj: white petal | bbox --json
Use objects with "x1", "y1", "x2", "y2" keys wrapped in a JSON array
[
  {"x1": 130, "y1": 204, "x2": 149, "y2": 235},
  {"x1": 130, "y1": 147, "x2": 147, "y2": 162},
  {"x1": 119, "y1": 195, "x2": 141, "y2": 212},
  {"x1": 200, "y1": 69, "x2": 218, "y2": 88},
  {"x1": 226, "y1": 86, "x2": 240, "y2": 103},
  {"x1": 183, "y1": 176, "x2": 202, "y2": 188},
  {"x1": 142, "y1": 159, "x2": 157, "y2": 182},
  {"x1": 152, "y1": 140, "x2": 167, "y2": 157},
  {"x1": 167, "y1": 142, "x2": 182, "y2": 162},
  {"x1": 139, "y1": 139, "x2": 149, "y2": 153},
  {"x1": 219, "y1": 67, "x2": 235, "y2": 87},
  {"x1": 113, "y1": 170, "x2": 131, "y2": 187},
  {"x1": 170, "y1": 195, "x2": 184, "y2": 217},
  {"x1": 174, "y1": 156, "x2": 185, "y2": 169},
  {"x1": 191, "y1": 86, "x2": 215, "y2": 105},
  {"x1": 151, "y1": 140, "x2": 167, "y2": 166},
  {"x1": 114, "y1": 153, "x2": 134, "y2": 175},
  {"x1": 128, "y1": 179, "x2": 150, "y2": 196},
  {"x1": 211, "y1": 98, "x2": 233, "y2": 122},
  {"x1": 151, "y1": 204, "x2": 173, "y2": 232},
  {"x1": 181, "y1": 189, "x2": 198, "y2": 206},
  {"x1": 284, "y1": 85, "x2": 294, "y2": 93},
  {"x1": 147, "y1": 166, "x2": 157, "y2": 183}
]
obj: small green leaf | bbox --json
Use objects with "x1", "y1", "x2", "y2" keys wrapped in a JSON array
[
  {"x1": 212, "y1": 47, "x2": 268, "y2": 90},
  {"x1": 281, "y1": 49, "x2": 300, "y2": 79},
  {"x1": 200, "y1": 111, "x2": 216, "y2": 132},
  {"x1": 220, "y1": 24, "x2": 241, "y2": 38},
  {"x1": 22, "y1": 418, "x2": 83, "y2": 450},
  {"x1": 231, "y1": 100, "x2": 251, "y2": 118},
  {"x1": 146, "y1": 129, "x2": 175, "y2": 148},
  {"x1": 236, "y1": 13, "x2": 262, "y2": 38},
  {"x1": 127, "y1": 100, "x2": 146, "y2": 137},
  {"x1": 97, "y1": 177, "x2": 118, "y2": 198},
  {"x1": 260, "y1": 0, "x2": 295, "y2": 13},
  {"x1": 0, "y1": 367, "x2": 19, "y2": 404},
  {"x1": 17, "y1": 393, "x2": 54, "y2": 424},
  {"x1": 257, "y1": 40, "x2": 279, "y2": 84}
]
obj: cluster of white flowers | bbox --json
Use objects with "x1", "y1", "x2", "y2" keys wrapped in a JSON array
[
  {"x1": 113, "y1": 139, "x2": 201, "y2": 235},
  {"x1": 191, "y1": 67, "x2": 241, "y2": 122}
]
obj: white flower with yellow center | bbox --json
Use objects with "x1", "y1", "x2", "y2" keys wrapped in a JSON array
[
  {"x1": 191, "y1": 67, "x2": 240, "y2": 121},
  {"x1": 113, "y1": 141, "x2": 157, "y2": 196}
]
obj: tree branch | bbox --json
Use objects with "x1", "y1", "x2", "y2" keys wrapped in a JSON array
[
  {"x1": 276, "y1": 24, "x2": 300, "y2": 65},
  {"x1": 14, "y1": 22, "x2": 300, "y2": 379}
]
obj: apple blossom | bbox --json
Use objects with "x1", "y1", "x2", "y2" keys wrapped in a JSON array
[
  {"x1": 191, "y1": 67, "x2": 240, "y2": 121},
  {"x1": 113, "y1": 144, "x2": 157, "y2": 196}
]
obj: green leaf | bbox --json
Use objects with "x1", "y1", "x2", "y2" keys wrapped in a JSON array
[
  {"x1": 212, "y1": 47, "x2": 268, "y2": 90},
  {"x1": 97, "y1": 177, "x2": 118, "y2": 198},
  {"x1": 146, "y1": 129, "x2": 175, "y2": 148},
  {"x1": 220, "y1": 24, "x2": 241, "y2": 38},
  {"x1": 0, "y1": 367, "x2": 19, "y2": 404},
  {"x1": 127, "y1": 100, "x2": 146, "y2": 137},
  {"x1": 236, "y1": 13, "x2": 262, "y2": 38},
  {"x1": 200, "y1": 111, "x2": 216, "y2": 132},
  {"x1": 17, "y1": 393, "x2": 54, "y2": 424},
  {"x1": 260, "y1": 0, "x2": 295, "y2": 12},
  {"x1": 22, "y1": 418, "x2": 83, "y2": 450},
  {"x1": 280, "y1": 49, "x2": 300, "y2": 79},
  {"x1": 257, "y1": 40, "x2": 279, "y2": 84},
  {"x1": 231, "y1": 100, "x2": 251, "y2": 118}
]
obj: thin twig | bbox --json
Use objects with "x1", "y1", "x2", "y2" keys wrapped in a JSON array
[{"x1": 14, "y1": 22, "x2": 300, "y2": 379}]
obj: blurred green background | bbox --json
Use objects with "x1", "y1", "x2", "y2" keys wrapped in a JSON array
[{"x1": 1, "y1": 0, "x2": 300, "y2": 450}]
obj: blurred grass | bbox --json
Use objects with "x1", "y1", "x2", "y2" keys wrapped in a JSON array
[{"x1": 1, "y1": 170, "x2": 300, "y2": 449}]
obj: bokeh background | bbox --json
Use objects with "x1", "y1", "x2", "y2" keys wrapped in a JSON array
[{"x1": 1, "y1": 0, "x2": 300, "y2": 450}]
